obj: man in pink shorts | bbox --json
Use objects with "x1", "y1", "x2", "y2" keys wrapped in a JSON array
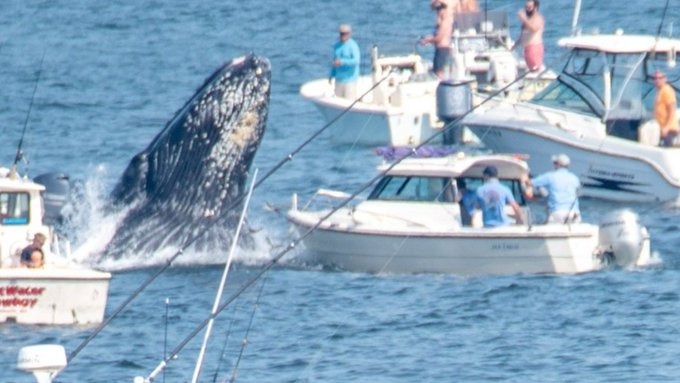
[{"x1": 516, "y1": 0, "x2": 544, "y2": 71}]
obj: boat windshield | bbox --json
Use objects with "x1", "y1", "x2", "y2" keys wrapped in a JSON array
[
  {"x1": 0, "y1": 192, "x2": 30, "y2": 225},
  {"x1": 369, "y1": 176, "x2": 455, "y2": 202},
  {"x1": 368, "y1": 175, "x2": 525, "y2": 204},
  {"x1": 530, "y1": 49, "x2": 654, "y2": 120}
]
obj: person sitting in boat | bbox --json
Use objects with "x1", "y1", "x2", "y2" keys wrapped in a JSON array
[
  {"x1": 456, "y1": 178, "x2": 477, "y2": 226},
  {"x1": 19, "y1": 232, "x2": 46, "y2": 267},
  {"x1": 475, "y1": 166, "x2": 524, "y2": 227},
  {"x1": 653, "y1": 70, "x2": 679, "y2": 146},
  {"x1": 521, "y1": 154, "x2": 581, "y2": 223},
  {"x1": 25, "y1": 248, "x2": 45, "y2": 269}
]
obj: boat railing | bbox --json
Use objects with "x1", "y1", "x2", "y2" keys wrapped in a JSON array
[{"x1": 295, "y1": 188, "x2": 363, "y2": 212}]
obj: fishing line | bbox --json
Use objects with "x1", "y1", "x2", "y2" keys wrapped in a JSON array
[
  {"x1": 130, "y1": 65, "x2": 546, "y2": 383},
  {"x1": 62, "y1": 67, "x2": 397, "y2": 368},
  {"x1": 227, "y1": 273, "x2": 269, "y2": 383}
]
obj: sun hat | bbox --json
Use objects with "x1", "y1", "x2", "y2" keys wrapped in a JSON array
[{"x1": 551, "y1": 153, "x2": 570, "y2": 166}]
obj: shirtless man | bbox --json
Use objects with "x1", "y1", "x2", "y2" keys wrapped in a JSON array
[
  {"x1": 421, "y1": 1, "x2": 454, "y2": 79},
  {"x1": 516, "y1": 0, "x2": 545, "y2": 71}
]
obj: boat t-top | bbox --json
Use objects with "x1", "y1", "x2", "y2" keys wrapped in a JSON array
[{"x1": 463, "y1": 31, "x2": 680, "y2": 203}]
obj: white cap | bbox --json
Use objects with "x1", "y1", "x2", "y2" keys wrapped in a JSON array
[{"x1": 551, "y1": 153, "x2": 570, "y2": 166}]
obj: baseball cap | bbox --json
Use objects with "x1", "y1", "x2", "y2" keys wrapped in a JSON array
[
  {"x1": 551, "y1": 153, "x2": 570, "y2": 166},
  {"x1": 339, "y1": 24, "x2": 352, "y2": 34}
]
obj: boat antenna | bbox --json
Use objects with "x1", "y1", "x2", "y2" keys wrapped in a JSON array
[
  {"x1": 10, "y1": 50, "x2": 45, "y2": 179},
  {"x1": 655, "y1": 0, "x2": 670, "y2": 38},
  {"x1": 570, "y1": 0, "x2": 582, "y2": 36}
]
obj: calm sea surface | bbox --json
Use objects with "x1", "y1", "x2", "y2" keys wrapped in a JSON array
[{"x1": 2, "y1": 0, "x2": 680, "y2": 382}]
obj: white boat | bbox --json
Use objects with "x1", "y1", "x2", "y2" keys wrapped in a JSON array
[
  {"x1": 0, "y1": 168, "x2": 110, "y2": 325},
  {"x1": 287, "y1": 152, "x2": 651, "y2": 275},
  {"x1": 463, "y1": 31, "x2": 680, "y2": 203},
  {"x1": 300, "y1": 11, "x2": 553, "y2": 147}
]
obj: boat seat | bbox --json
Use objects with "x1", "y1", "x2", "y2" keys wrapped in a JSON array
[{"x1": 638, "y1": 120, "x2": 660, "y2": 146}]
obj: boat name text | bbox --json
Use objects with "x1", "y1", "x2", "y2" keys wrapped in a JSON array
[
  {"x1": 587, "y1": 167, "x2": 635, "y2": 180},
  {"x1": 0, "y1": 286, "x2": 45, "y2": 308},
  {"x1": 492, "y1": 243, "x2": 520, "y2": 251}
]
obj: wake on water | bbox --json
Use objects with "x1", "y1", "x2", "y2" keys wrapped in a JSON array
[{"x1": 58, "y1": 165, "x2": 283, "y2": 272}]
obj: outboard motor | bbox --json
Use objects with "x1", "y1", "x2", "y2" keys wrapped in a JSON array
[
  {"x1": 33, "y1": 173, "x2": 70, "y2": 225},
  {"x1": 436, "y1": 79, "x2": 473, "y2": 144},
  {"x1": 598, "y1": 209, "x2": 649, "y2": 267}
]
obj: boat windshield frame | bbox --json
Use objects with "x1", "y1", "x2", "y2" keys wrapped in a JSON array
[{"x1": 530, "y1": 48, "x2": 668, "y2": 123}]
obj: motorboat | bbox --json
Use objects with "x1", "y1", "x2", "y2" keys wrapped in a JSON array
[
  {"x1": 300, "y1": 11, "x2": 553, "y2": 147},
  {"x1": 463, "y1": 31, "x2": 680, "y2": 203},
  {"x1": 286, "y1": 152, "x2": 651, "y2": 275},
  {"x1": 0, "y1": 168, "x2": 110, "y2": 325}
]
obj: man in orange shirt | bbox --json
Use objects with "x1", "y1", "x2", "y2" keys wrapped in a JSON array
[{"x1": 654, "y1": 70, "x2": 679, "y2": 146}]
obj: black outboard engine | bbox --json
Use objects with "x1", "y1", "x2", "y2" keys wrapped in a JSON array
[
  {"x1": 33, "y1": 173, "x2": 70, "y2": 225},
  {"x1": 436, "y1": 79, "x2": 473, "y2": 144}
]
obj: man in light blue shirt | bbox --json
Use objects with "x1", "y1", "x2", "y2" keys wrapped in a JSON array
[
  {"x1": 522, "y1": 153, "x2": 581, "y2": 223},
  {"x1": 330, "y1": 24, "x2": 360, "y2": 99},
  {"x1": 476, "y1": 166, "x2": 524, "y2": 227}
]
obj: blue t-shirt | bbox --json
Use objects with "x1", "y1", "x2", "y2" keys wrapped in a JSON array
[
  {"x1": 330, "y1": 38, "x2": 360, "y2": 83},
  {"x1": 475, "y1": 179, "x2": 516, "y2": 227},
  {"x1": 531, "y1": 168, "x2": 580, "y2": 214}
]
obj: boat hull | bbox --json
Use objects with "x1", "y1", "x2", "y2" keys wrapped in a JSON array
[
  {"x1": 289, "y1": 214, "x2": 603, "y2": 275},
  {"x1": 465, "y1": 111, "x2": 680, "y2": 203},
  {"x1": 301, "y1": 77, "x2": 442, "y2": 146},
  {"x1": 0, "y1": 268, "x2": 110, "y2": 325}
]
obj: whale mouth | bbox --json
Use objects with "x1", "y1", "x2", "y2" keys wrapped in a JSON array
[{"x1": 97, "y1": 54, "x2": 271, "y2": 261}]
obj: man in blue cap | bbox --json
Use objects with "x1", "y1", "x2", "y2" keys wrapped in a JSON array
[
  {"x1": 476, "y1": 165, "x2": 524, "y2": 227},
  {"x1": 521, "y1": 153, "x2": 581, "y2": 223}
]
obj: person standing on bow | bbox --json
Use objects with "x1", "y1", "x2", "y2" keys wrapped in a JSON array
[
  {"x1": 521, "y1": 154, "x2": 581, "y2": 224},
  {"x1": 420, "y1": 1, "x2": 453, "y2": 79},
  {"x1": 476, "y1": 166, "x2": 524, "y2": 227},
  {"x1": 329, "y1": 24, "x2": 361, "y2": 100},
  {"x1": 653, "y1": 70, "x2": 679, "y2": 146},
  {"x1": 515, "y1": 0, "x2": 544, "y2": 72}
]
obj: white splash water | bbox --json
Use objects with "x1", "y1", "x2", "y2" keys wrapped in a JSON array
[{"x1": 61, "y1": 165, "x2": 288, "y2": 271}]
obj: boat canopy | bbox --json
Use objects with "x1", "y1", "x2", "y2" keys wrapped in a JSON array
[
  {"x1": 558, "y1": 34, "x2": 680, "y2": 54},
  {"x1": 379, "y1": 154, "x2": 529, "y2": 180}
]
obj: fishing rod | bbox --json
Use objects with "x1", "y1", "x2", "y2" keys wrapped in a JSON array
[
  {"x1": 127, "y1": 65, "x2": 542, "y2": 383},
  {"x1": 10, "y1": 50, "x2": 46, "y2": 179},
  {"x1": 63, "y1": 68, "x2": 398, "y2": 368}
]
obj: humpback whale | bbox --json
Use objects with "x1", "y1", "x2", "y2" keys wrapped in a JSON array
[{"x1": 103, "y1": 54, "x2": 271, "y2": 258}]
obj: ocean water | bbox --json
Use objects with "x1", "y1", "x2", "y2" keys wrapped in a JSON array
[{"x1": 2, "y1": 0, "x2": 680, "y2": 382}]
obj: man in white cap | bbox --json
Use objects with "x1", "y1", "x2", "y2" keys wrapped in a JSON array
[
  {"x1": 329, "y1": 23, "x2": 360, "y2": 99},
  {"x1": 521, "y1": 154, "x2": 581, "y2": 223}
]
